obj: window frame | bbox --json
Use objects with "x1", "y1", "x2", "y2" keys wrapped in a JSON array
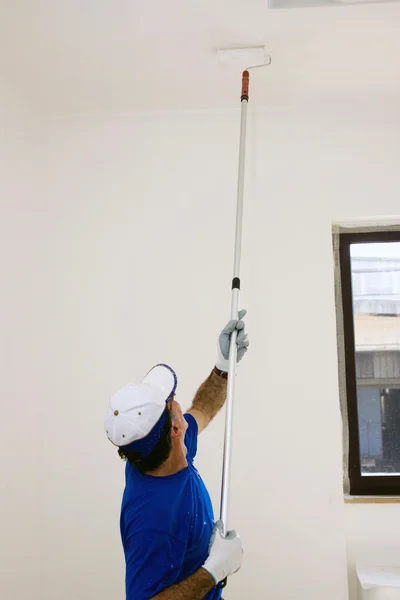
[{"x1": 340, "y1": 229, "x2": 400, "y2": 496}]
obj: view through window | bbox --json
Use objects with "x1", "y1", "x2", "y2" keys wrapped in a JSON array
[
  {"x1": 339, "y1": 231, "x2": 400, "y2": 495},
  {"x1": 351, "y1": 242, "x2": 400, "y2": 476}
]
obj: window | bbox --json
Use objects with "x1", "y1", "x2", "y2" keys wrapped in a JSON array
[{"x1": 339, "y1": 230, "x2": 400, "y2": 495}]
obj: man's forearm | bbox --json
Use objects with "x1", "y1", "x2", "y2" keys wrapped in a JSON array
[
  {"x1": 191, "y1": 368, "x2": 227, "y2": 425},
  {"x1": 153, "y1": 568, "x2": 215, "y2": 600}
]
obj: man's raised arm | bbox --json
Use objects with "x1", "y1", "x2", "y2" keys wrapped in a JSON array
[{"x1": 188, "y1": 311, "x2": 249, "y2": 433}]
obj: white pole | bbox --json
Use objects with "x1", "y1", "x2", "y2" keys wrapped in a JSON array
[{"x1": 220, "y1": 71, "x2": 250, "y2": 530}]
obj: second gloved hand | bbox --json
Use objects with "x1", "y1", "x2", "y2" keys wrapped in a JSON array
[
  {"x1": 216, "y1": 309, "x2": 249, "y2": 373},
  {"x1": 202, "y1": 520, "x2": 243, "y2": 585}
]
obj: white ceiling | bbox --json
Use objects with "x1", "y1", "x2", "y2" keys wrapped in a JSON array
[{"x1": 0, "y1": 0, "x2": 399, "y2": 113}]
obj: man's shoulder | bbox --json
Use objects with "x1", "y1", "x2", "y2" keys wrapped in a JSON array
[
  {"x1": 184, "y1": 413, "x2": 199, "y2": 460},
  {"x1": 124, "y1": 477, "x2": 193, "y2": 512}
]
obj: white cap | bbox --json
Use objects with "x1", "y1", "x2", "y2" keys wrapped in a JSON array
[{"x1": 105, "y1": 364, "x2": 177, "y2": 453}]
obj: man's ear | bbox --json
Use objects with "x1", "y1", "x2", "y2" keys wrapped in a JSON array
[{"x1": 171, "y1": 421, "x2": 183, "y2": 440}]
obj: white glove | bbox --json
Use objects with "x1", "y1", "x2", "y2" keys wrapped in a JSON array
[
  {"x1": 203, "y1": 520, "x2": 243, "y2": 585},
  {"x1": 216, "y1": 310, "x2": 249, "y2": 373}
]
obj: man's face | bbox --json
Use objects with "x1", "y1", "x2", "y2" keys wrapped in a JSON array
[
  {"x1": 168, "y1": 398, "x2": 188, "y2": 457},
  {"x1": 169, "y1": 398, "x2": 188, "y2": 434}
]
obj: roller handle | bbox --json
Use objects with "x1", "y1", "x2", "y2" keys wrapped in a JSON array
[
  {"x1": 217, "y1": 69, "x2": 250, "y2": 597},
  {"x1": 241, "y1": 70, "x2": 249, "y2": 101}
]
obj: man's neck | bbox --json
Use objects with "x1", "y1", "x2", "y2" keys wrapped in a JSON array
[{"x1": 145, "y1": 448, "x2": 188, "y2": 477}]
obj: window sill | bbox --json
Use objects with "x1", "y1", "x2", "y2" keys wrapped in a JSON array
[{"x1": 345, "y1": 495, "x2": 400, "y2": 504}]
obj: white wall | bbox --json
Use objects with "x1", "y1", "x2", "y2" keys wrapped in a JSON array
[
  {"x1": 0, "y1": 79, "x2": 43, "y2": 599},
  {"x1": 4, "y1": 102, "x2": 400, "y2": 599}
]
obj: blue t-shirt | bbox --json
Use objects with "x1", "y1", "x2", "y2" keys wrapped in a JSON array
[{"x1": 120, "y1": 413, "x2": 222, "y2": 600}]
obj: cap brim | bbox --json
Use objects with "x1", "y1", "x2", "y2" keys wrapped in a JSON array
[{"x1": 141, "y1": 364, "x2": 177, "y2": 402}]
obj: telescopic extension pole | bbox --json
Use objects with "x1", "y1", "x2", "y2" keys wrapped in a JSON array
[
  {"x1": 219, "y1": 69, "x2": 250, "y2": 532},
  {"x1": 217, "y1": 60, "x2": 270, "y2": 589}
]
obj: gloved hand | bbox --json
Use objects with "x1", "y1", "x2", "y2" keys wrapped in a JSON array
[
  {"x1": 203, "y1": 520, "x2": 243, "y2": 585},
  {"x1": 216, "y1": 309, "x2": 249, "y2": 373}
]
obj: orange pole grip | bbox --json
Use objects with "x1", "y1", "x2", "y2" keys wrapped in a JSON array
[{"x1": 241, "y1": 70, "x2": 249, "y2": 101}]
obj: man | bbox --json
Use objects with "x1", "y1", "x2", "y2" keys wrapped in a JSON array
[{"x1": 105, "y1": 311, "x2": 249, "y2": 600}]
